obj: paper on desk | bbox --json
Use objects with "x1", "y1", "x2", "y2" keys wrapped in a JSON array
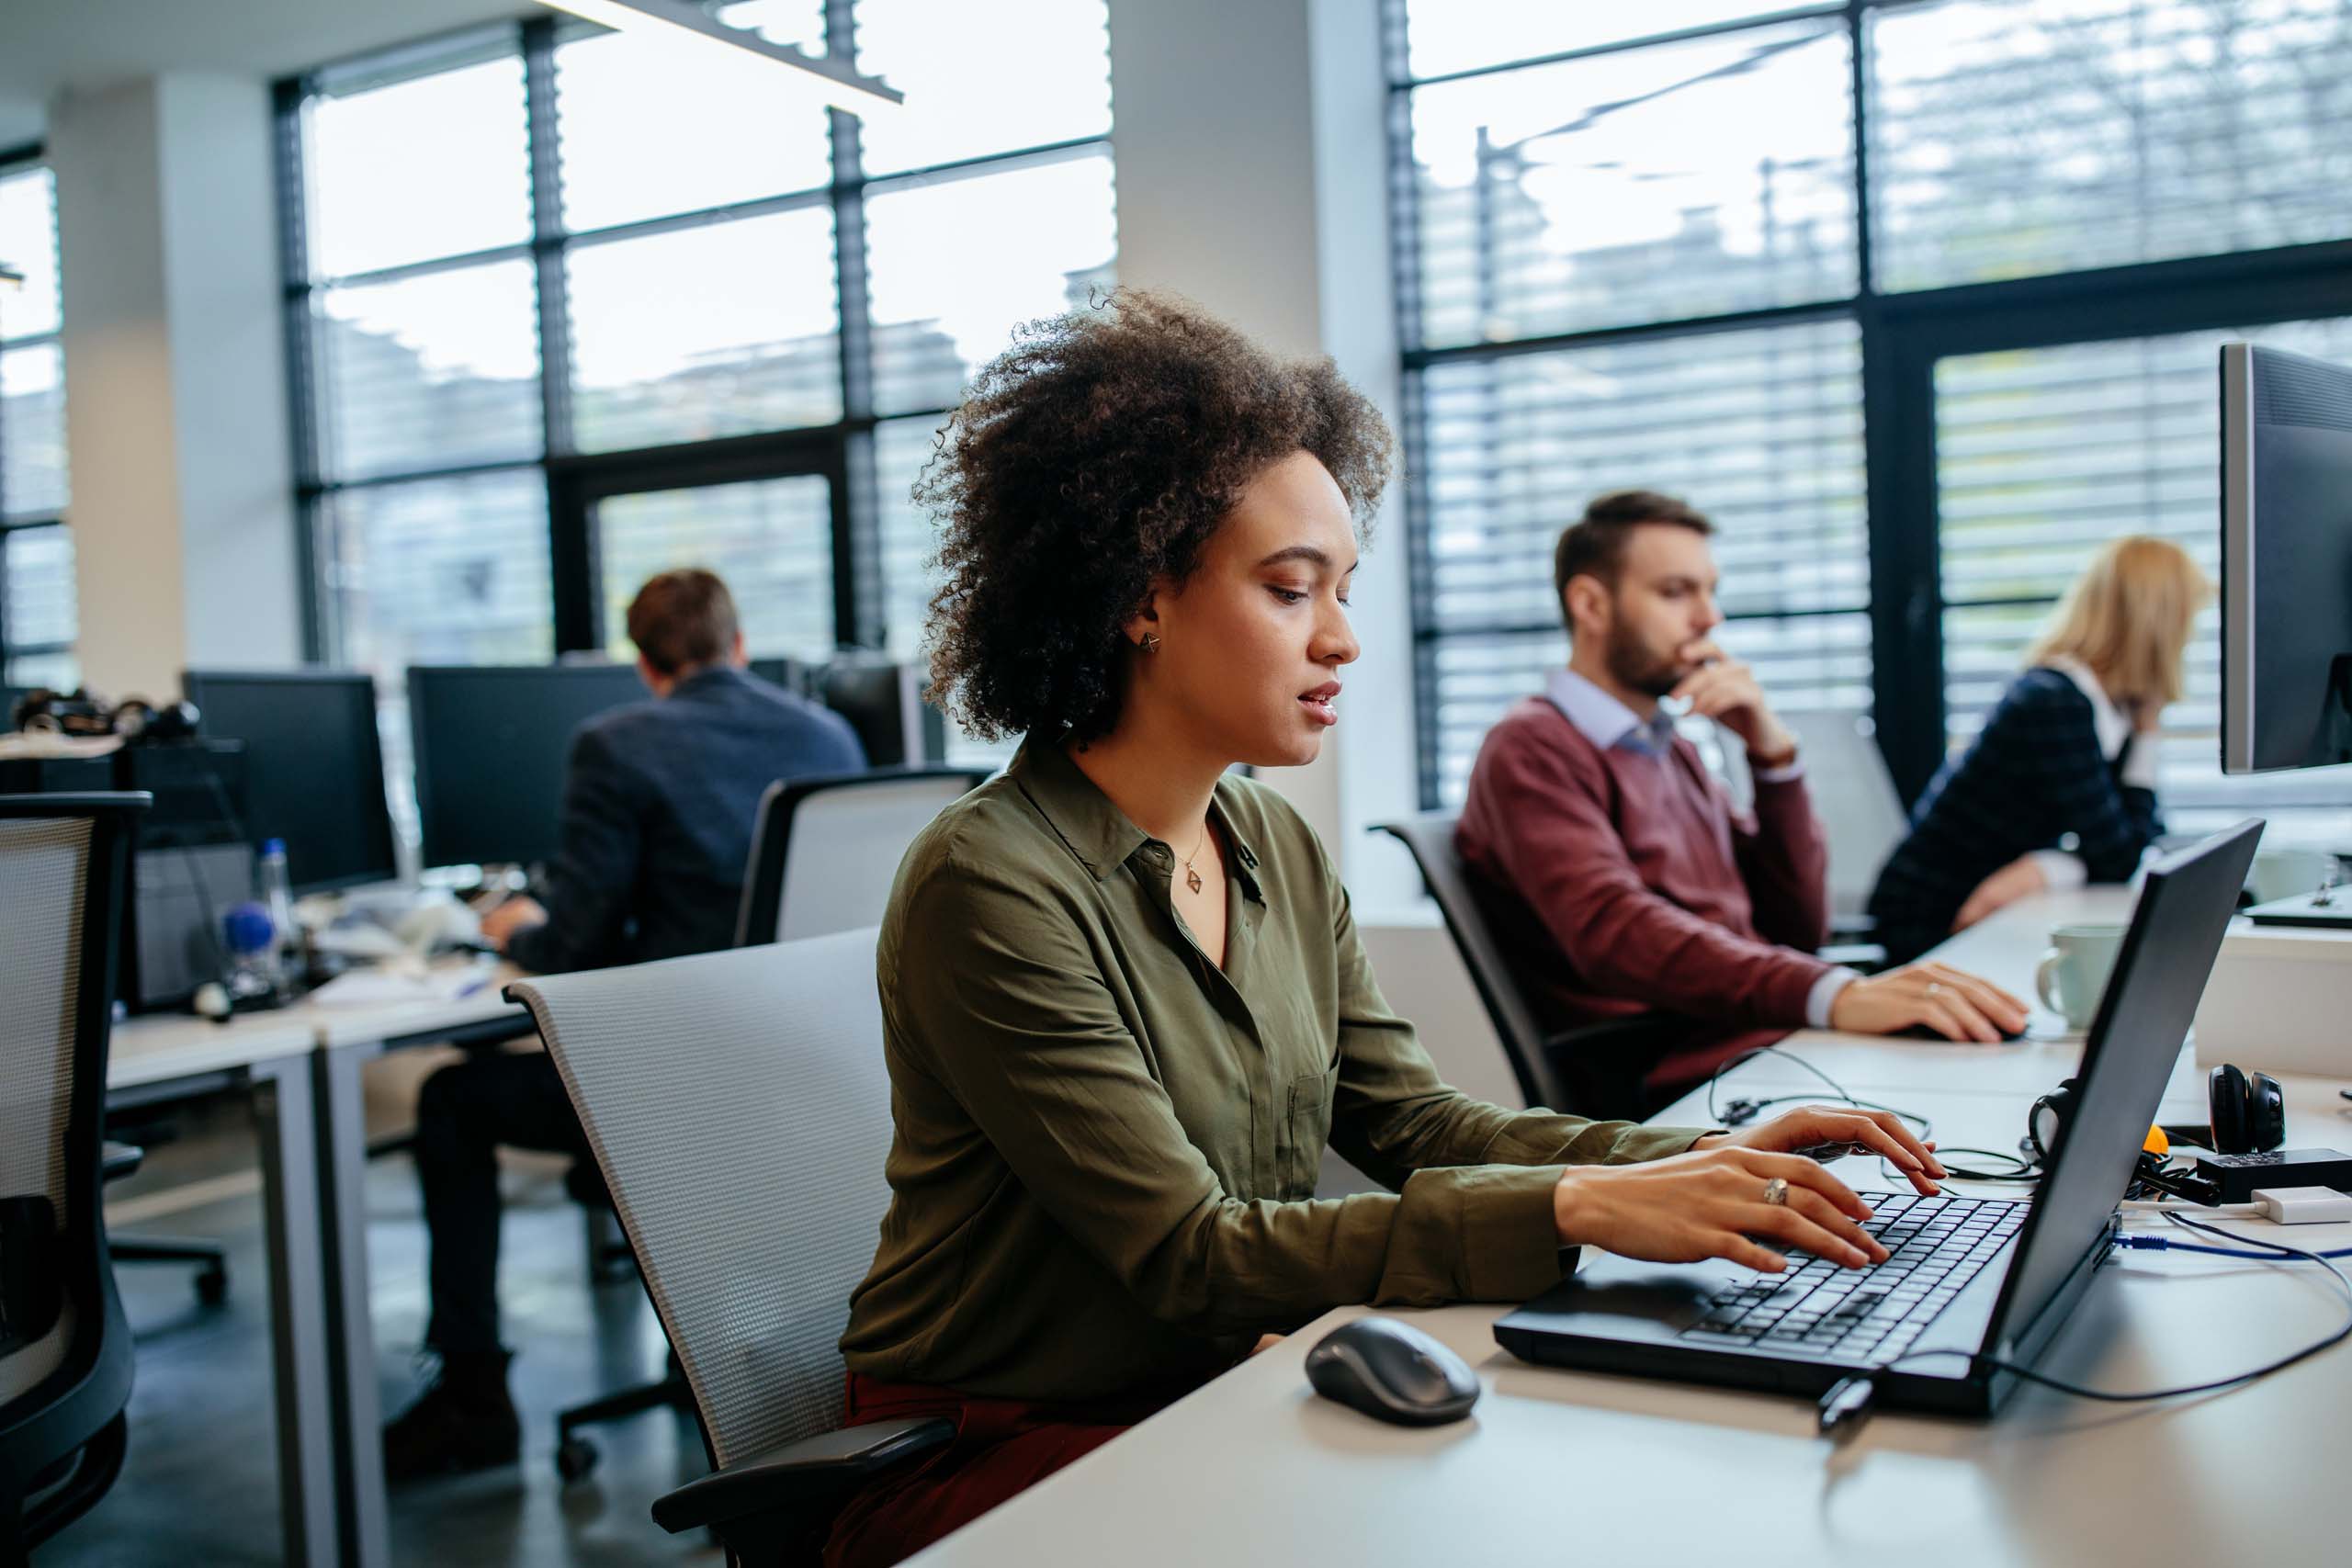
[{"x1": 304, "y1": 960, "x2": 498, "y2": 1010}]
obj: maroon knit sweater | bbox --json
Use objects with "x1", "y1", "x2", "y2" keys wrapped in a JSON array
[{"x1": 1454, "y1": 694, "x2": 1834, "y2": 1097}]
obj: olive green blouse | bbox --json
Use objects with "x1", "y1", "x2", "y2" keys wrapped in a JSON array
[{"x1": 839, "y1": 737, "x2": 1706, "y2": 1402}]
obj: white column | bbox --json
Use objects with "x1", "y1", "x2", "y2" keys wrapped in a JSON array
[
  {"x1": 49, "y1": 73, "x2": 300, "y2": 701},
  {"x1": 1107, "y1": 0, "x2": 1419, "y2": 908}
]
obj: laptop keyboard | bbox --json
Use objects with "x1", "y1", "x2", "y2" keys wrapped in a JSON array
[{"x1": 1675, "y1": 1191, "x2": 2029, "y2": 1364}]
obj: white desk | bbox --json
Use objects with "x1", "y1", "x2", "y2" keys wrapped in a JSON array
[
  {"x1": 110, "y1": 972, "x2": 535, "y2": 1568},
  {"x1": 300, "y1": 967, "x2": 533, "y2": 1568},
  {"x1": 908, "y1": 895, "x2": 2352, "y2": 1568},
  {"x1": 107, "y1": 1010, "x2": 340, "y2": 1568}
]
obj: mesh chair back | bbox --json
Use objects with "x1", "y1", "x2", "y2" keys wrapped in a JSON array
[
  {"x1": 506, "y1": 928, "x2": 893, "y2": 1471},
  {"x1": 735, "y1": 769, "x2": 988, "y2": 946},
  {"x1": 1372, "y1": 812, "x2": 1568, "y2": 1111},
  {"x1": 0, "y1": 816, "x2": 96, "y2": 1404},
  {"x1": 1779, "y1": 708, "x2": 1910, "y2": 918},
  {"x1": 1, "y1": 795, "x2": 141, "y2": 1549}
]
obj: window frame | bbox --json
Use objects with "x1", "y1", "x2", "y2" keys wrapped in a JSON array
[
  {"x1": 1385, "y1": 0, "x2": 2352, "y2": 807},
  {"x1": 0, "y1": 141, "x2": 73, "y2": 681},
  {"x1": 276, "y1": 4, "x2": 1113, "y2": 672}
]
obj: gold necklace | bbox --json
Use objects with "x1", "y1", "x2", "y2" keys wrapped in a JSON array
[{"x1": 1181, "y1": 822, "x2": 1210, "y2": 895}]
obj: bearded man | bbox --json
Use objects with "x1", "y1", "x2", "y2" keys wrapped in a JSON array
[{"x1": 1453, "y1": 490, "x2": 2024, "y2": 1115}]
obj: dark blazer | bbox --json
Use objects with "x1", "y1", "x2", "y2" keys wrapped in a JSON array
[
  {"x1": 1867, "y1": 667, "x2": 2161, "y2": 964},
  {"x1": 505, "y1": 665, "x2": 865, "y2": 974}
]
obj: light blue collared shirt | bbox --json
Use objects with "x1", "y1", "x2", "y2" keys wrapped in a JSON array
[{"x1": 1541, "y1": 668, "x2": 1855, "y2": 1029}]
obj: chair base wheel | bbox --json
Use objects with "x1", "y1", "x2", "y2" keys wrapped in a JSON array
[{"x1": 555, "y1": 1437, "x2": 599, "y2": 1483}]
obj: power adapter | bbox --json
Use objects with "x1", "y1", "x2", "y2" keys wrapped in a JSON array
[
  {"x1": 2179, "y1": 1148, "x2": 2352, "y2": 1205},
  {"x1": 2252, "y1": 1187, "x2": 2352, "y2": 1224}
]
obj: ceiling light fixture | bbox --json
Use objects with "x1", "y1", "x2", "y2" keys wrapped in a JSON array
[{"x1": 533, "y1": 0, "x2": 904, "y2": 118}]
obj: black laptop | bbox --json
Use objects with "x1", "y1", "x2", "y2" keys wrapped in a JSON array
[{"x1": 1496, "y1": 819, "x2": 2266, "y2": 1417}]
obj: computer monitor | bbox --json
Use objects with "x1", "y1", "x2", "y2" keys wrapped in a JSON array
[
  {"x1": 181, "y1": 668, "x2": 400, "y2": 894},
  {"x1": 747, "y1": 655, "x2": 817, "y2": 697},
  {"x1": 2221, "y1": 342, "x2": 2352, "y2": 775},
  {"x1": 820, "y1": 657, "x2": 945, "y2": 767},
  {"x1": 407, "y1": 662, "x2": 648, "y2": 870}
]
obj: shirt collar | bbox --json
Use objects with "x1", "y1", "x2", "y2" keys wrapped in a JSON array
[
  {"x1": 2041, "y1": 655, "x2": 2132, "y2": 761},
  {"x1": 1009, "y1": 735, "x2": 1265, "y2": 896},
  {"x1": 668, "y1": 664, "x2": 744, "y2": 699},
  {"x1": 1544, "y1": 668, "x2": 1675, "y2": 755}
]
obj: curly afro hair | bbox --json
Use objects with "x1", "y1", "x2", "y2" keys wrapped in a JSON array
[{"x1": 918, "y1": 289, "x2": 1394, "y2": 744}]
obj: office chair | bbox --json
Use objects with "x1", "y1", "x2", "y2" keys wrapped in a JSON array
[
  {"x1": 734, "y1": 767, "x2": 990, "y2": 946},
  {"x1": 544, "y1": 766, "x2": 987, "y2": 1477},
  {"x1": 507, "y1": 930, "x2": 952, "y2": 1563},
  {"x1": 1, "y1": 794, "x2": 146, "y2": 1562},
  {"x1": 1373, "y1": 813, "x2": 1687, "y2": 1121},
  {"x1": 99, "y1": 1143, "x2": 229, "y2": 1304}
]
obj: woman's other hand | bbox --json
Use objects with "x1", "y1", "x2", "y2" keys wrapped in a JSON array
[{"x1": 1551, "y1": 1142, "x2": 1894, "y2": 1275}]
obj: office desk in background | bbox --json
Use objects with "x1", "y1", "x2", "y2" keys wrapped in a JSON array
[
  {"x1": 107, "y1": 1010, "x2": 339, "y2": 1567},
  {"x1": 907, "y1": 892, "x2": 2352, "y2": 1568},
  {"x1": 109, "y1": 966, "x2": 534, "y2": 1568}
]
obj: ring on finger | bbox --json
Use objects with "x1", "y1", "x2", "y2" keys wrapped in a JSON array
[
  {"x1": 1924, "y1": 980, "x2": 1944, "y2": 999},
  {"x1": 1762, "y1": 1177, "x2": 1790, "y2": 1206}
]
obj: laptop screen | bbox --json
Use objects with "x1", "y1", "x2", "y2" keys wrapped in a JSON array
[{"x1": 1977, "y1": 819, "x2": 2264, "y2": 1357}]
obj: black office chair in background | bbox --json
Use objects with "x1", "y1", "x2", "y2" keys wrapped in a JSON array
[
  {"x1": 1373, "y1": 812, "x2": 1682, "y2": 1121},
  {"x1": 0, "y1": 794, "x2": 147, "y2": 1561},
  {"x1": 733, "y1": 767, "x2": 992, "y2": 947},
  {"x1": 547, "y1": 765, "x2": 988, "y2": 1483}
]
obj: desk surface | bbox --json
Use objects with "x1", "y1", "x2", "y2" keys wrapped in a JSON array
[
  {"x1": 909, "y1": 890, "x2": 2352, "y2": 1567},
  {"x1": 108, "y1": 1007, "x2": 315, "y2": 1090},
  {"x1": 106, "y1": 960, "x2": 532, "y2": 1090}
]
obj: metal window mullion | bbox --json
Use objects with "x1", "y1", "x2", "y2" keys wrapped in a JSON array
[
  {"x1": 523, "y1": 15, "x2": 593, "y2": 655},
  {"x1": 272, "y1": 74, "x2": 330, "y2": 660},
  {"x1": 828, "y1": 0, "x2": 879, "y2": 652}
]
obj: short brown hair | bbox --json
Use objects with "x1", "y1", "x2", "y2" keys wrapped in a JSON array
[
  {"x1": 626, "y1": 569, "x2": 740, "y2": 676},
  {"x1": 1552, "y1": 490, "x2": 1715, "y2": 625}
]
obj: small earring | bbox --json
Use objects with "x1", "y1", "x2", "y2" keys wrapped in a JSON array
[{"x1": 1137, "y1": 633, "x2": 1161, "y2": 654}]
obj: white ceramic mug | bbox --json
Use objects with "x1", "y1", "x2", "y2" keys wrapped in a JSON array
[{"x1": 2035, "y1": 922, "x2": 2127, "y2": 1031}]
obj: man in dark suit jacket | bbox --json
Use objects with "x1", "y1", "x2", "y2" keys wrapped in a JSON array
[{"x1": 383, "y1": 569, "x2": 864, "y2": 1482}]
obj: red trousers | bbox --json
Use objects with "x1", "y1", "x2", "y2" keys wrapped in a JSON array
[{"x1": 820, "y1": 1371, "x2": 1202, "y2": 1568}]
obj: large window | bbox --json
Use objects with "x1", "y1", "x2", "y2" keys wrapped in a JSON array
[
  {"x1": 282, "y1": 1, "x2": 1114, "y2": 766},
  {"x1": 0, "y1": 152, "x2": 75, "y2": 689},
  {"x1": 1391, "y1": 0, "x2": 2352, "y2": 840}
]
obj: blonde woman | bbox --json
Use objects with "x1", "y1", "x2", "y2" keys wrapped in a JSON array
[{"x1": 1867, "y1": 536, "x2": 2213, "y2": 964}]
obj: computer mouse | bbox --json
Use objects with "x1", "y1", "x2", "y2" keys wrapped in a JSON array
[
  {"x1": 1304, "y1": 1315, "x2": 1480, "y2": 1427},
  {"x1": 1896, "y1": 1021, "x2": 2027, "y2": 1043}
]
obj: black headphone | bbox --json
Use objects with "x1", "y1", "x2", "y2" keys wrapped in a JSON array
[
  {"x1": 10, "y1": 687, "x2": 200, "y2": 743},
  {"x1": 2028, "y1": 1062, "x2": 2286, "y2": 1166}
]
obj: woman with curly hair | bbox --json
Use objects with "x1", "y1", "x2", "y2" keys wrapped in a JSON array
[{"x1": 823, "y1": 292, "x2": 1944, "y2": 1567}]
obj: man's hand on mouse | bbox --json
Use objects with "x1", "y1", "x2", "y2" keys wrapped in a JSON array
[
  {"x1": 1829, "y1": 960, "x2": 2029, "y2": 1043},
  {"x1": 1666, "y1": 637, "x2": 1795, "y2": 766}
]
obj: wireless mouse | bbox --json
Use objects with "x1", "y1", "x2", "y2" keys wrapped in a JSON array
[{"x1": 1304, "y1": 1315, "x2": 1480, "y2": 1427}]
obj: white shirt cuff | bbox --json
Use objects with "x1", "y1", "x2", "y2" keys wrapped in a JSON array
[
  {"x1": 1753, "y1": 758, "x2": 1805, "y2": 786},
  {"x1": 2030, "y1": 850, "x2": 2089, "y2": 892},
  {"x1": 2120, "y1": 737, "x2": 2161, "y2": 789},
  {"x1": 1806, "y1": 965, "x2": 1861, "y2": 1031}
]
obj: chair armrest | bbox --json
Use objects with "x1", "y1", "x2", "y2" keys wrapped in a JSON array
[
  {"x1": 101, "y1": 1142, "x2": 143, "y2": 1181},
  {"x1": 650, "y1": 1416, "x2": 956, "y2": 1535}
]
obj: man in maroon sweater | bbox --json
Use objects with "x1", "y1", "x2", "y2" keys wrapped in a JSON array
[{"x1": 1456, "y1": 491, "x2": 2027, "y2": 1112}]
